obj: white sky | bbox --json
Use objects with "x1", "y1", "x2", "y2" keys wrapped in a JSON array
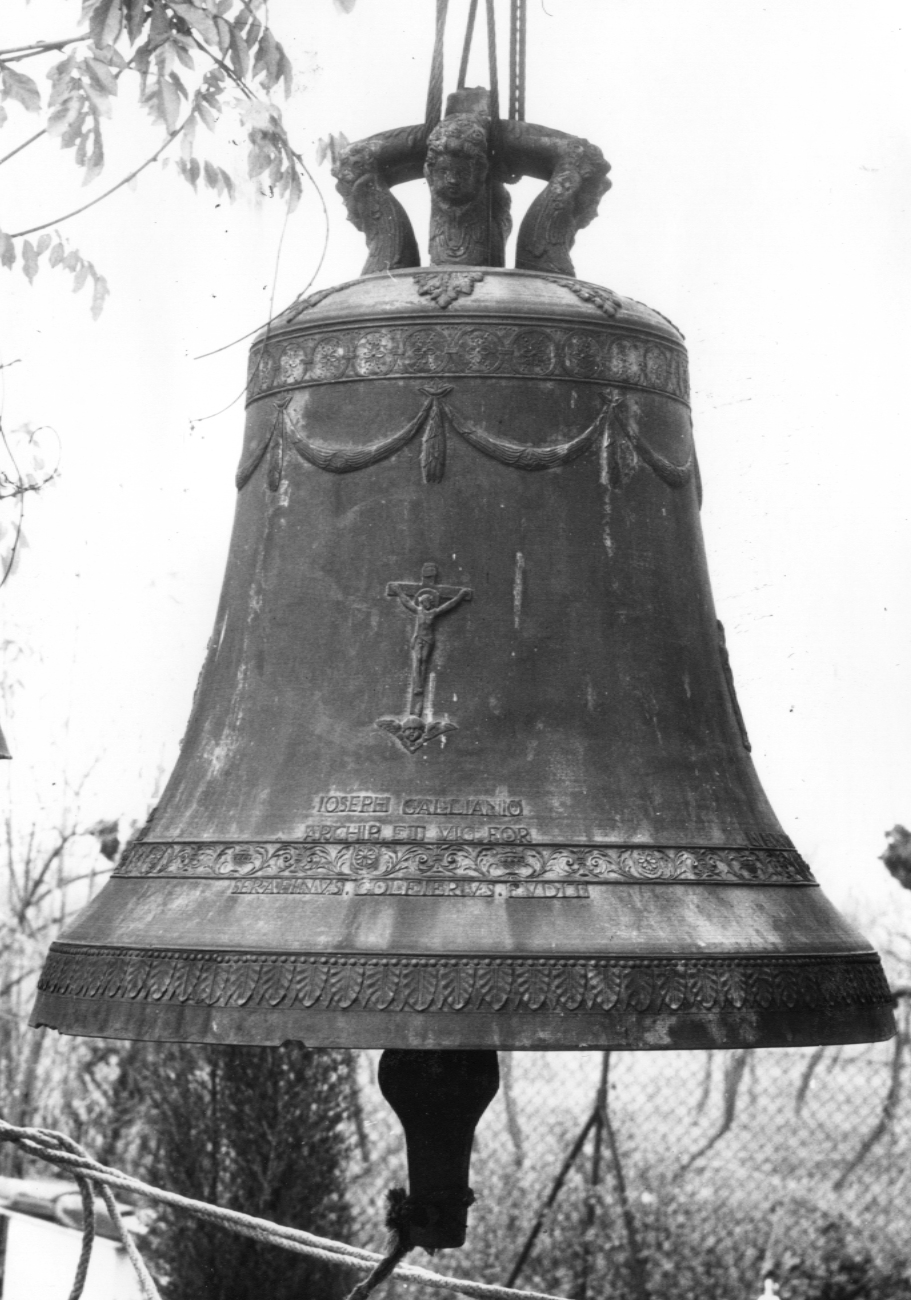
[{"x1": 1, "y1": 1, "x2": 910, "y2": 932}]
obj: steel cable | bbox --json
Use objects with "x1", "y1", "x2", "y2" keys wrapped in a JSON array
[
  {"x1": 426, "y1": 0, "x2": 451, "y2": 129},
  {"x1": 508, "y1": 0, "x2": 527, "y2": 120},
  {"x1": 457, "y1": 0, "x2": 480, "y2": 88}
]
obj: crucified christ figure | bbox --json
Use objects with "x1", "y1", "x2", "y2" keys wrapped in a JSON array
[
  {"x1": 387, "y1": 564, "x2": 472, "y2": 716},
  {"x1": 376, "y1": 562, "x2": 473, "y2": 754}
]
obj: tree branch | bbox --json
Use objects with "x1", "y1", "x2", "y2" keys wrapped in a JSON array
[
  {"x1": 188, "y1": 31, "x2": 254, "y2": 101},
  {"x1": 0, "y1": 965, "x2": 43, "y2": 1003},
  {"x1": 8, "y1": 110, "x2": 193, "y2": 239},
  {"x1": 0, "y1": 36, "x2": 88, "y2": 59},
  {"x1": 29, "y1": 864, "x2": 111, "y2": 914},
  {"x1": 0, "y1": 419, "x2": 26, "y2": 590},
  {"x1": 16, "y1": 831, "x2": 78, "y2": 922},
  {"x1": 0, "y1": 129, "x2": 47, "y2": 170}
]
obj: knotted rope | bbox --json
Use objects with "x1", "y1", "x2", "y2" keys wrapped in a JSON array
[
  {"x1": 343, "y1": 1188, "x2": 415, "y2": 1300},
  {"x1": 0, "y1": 1117, "x2": 570, "y2": 1300}
]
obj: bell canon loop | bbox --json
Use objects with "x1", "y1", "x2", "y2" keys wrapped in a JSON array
[{"x1": 32, "y1": 87, "x2": 895, "y2": 1056}]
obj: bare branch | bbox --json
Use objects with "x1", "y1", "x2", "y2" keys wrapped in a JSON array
[
  {"x1": 833, "y1": 1026, "x2": 907, "y2": 1190},
  {"x1": 0, "y1": 128, "x2": 46, "y2": 170},
  {"x1": 188, "y1": 31, "x2": 253, "y2": 101},
  {"x1": 29, "y1": 864, "x2": 112, "y2": 913},
  {"x1": 0, "y1": 965, "x2": 43, "y2": 1003},
  {"x1": 8, "y1": 107, "x2": 193, "y2": 240},
  {"x1": 678, "y1": 1049, "x2": 751, "y2": 1176},
  {"x1": 0, "y1": 36, "x2": 88, "y2": 59},
  {"x1": 16, "y1": 830, "x2": 79, "y2": 921}
]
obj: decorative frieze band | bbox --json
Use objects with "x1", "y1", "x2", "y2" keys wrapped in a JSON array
[
  {"x1": 37, "y1": 945, "x2": 891, "y2": 1019},
  {"x1": 114, "y1": 841, "x2": 815, "y2": 885},
  {"x1": 246, "y1": 322, "x2": 690, "y2": 405}
]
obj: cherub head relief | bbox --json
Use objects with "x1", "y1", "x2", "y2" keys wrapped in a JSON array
[{"x1": 424, "y1": 115, "x2": 490, "y2": 209}]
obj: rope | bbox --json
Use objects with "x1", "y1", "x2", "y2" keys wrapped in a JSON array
[
  {"x1": 508, "y1": 0, "x2": 527, "y2": 120},
  {"x1": 343, "y1": 1188, "x2": 414, "y2": 1300},
  {"x1": 425, "y1": 0, "x2": 450, "y2": 130},
  {"x1": 0, "y1": 1117, "x2": 571, "y2": 1300},
  {"x1": 68, "y1": 1174, "x2": 95, "y2": 1300},
  {"x1": 457, "y1": 0, "x2": 480, "y2": 88},
  {"x1": 96, "y1": 1183, "x2": 161, "y2": 1300}
]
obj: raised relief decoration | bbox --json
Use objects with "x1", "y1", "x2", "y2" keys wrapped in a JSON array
[
  {"x1": 414, "y1": 270, "x2": 485, "y2": 309},
  {"x1": 115, "y1": 840, "x2": 816, "y2": 886},
  {"x1": 238, "y1": 387, "x2": 695, "y2": 497},
  {"x1": 330, "y1": 87, "x2": 609, "y2": 276},
  {"x1": 39, "y1": 945, "x2": 891, "y2": 1021},
  {"x1": 376, "y1": 562, "x2": 472, "y2": 753},
  {"x1": 564, "y1": 279, "x2": 622, "y2": 317},
  {"x1": 280, "y1": 282, "x2": 350, "y2": 323},
  {"x1": 602, "y1": 392, "x2": 695, "y2": 493},
  {"x1": 247, "y1": 323, "x2": 691, "y2": 405}
]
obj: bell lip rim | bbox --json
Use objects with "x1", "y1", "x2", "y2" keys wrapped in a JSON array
[
  {"x1": 32, "y1": 944, "x2": 896, "y2": 1050},
  {"x1": 29, "y1": 992, "x2": 898, "y2": 1053}
]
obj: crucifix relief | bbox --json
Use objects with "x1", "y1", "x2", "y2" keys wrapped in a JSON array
[{"x1": 376, "y1": 562, "x2": 472, "y2": 754}]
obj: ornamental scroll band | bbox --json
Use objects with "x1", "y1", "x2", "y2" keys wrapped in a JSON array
[
  {"x1": 114, "y1": 841, "x2": 816, "y2": 885},
  {"x1": 236, "y1": 385, "x2": 699, "y2": 504},
  {"x1": 246, "y1": 322, "x2": 690, "y2": 406},
  {"x1": 37, "y1": 946, "x2": 891, "y2": 1020}
]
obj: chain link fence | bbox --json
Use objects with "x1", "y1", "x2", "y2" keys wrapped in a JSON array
[{"x1": 346, "y1": 991, "x2": 911, "y2": 1300}]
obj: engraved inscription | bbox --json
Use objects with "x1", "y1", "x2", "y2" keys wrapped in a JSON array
[
  {"x1": 315, "y1": 794, "x2": 391, "y2": 814},
  {"x1": 356, "y1": 879, "x2": 496, "y2": 897},
  {"x1": 230, "y1": 877, "x2": 590, "y2": 899},
  {"x1": 300, "y1": 824, "x2": 384, "y2": 842},
  {"x1": 401, "y1": 797, "x2": 524, "y2": 817},
  {"x1": 376, "y1": 562, "x2": 472, "y2": 754},
  {"x1": 275, "y1": 822, "x2": 534, "y2": 844},
  {"x1": 391, "y1": 825, "x2": 427, "y2": 842},
  {"x1": 437, "y1": 825, "x2": 532, "y2": 842},
  {"x1": 232, "y1": 879, "x2": 348, "y2": 896},
  {"x1": 505, "y1": 882, "x2": 589, "y2": 898}
]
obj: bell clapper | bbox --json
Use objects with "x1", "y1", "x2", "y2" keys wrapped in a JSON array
[{"x1": 377, "y1": 1049, "x2": 500, "y2": 1252}]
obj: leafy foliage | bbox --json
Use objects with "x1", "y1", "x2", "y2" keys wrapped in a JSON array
[
  {"x1": 882, "y1": 826, "x2": 911, "y2": 892},
  {"x1": 0, "y1": 0, "x2": 358, "y2": 308},
  {"x1": 0, "y1": 419, "x2": 60, "y2": 584},
  {"x1": 126, "y1": 1040, "x2": 358, "y2": 1300},
  {"x1": 0, "y1": 759, "x2": 122, "y2": 1174},
  {"x1": 778, "y1": 1220, "x2": 911, "y2": 1300},
  {"x1": 0, "y1": 228, "x2": 108, "y2": 314}
]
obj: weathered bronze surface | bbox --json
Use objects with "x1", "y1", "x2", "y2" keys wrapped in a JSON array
[{"x1": 31, "y1": 266, "x2": 894, "y2": 1051}]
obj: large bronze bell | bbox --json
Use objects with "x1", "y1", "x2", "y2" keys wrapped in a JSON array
[{"x1": 32, "y1": 85, "x2": 894, "y2": 1251}]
